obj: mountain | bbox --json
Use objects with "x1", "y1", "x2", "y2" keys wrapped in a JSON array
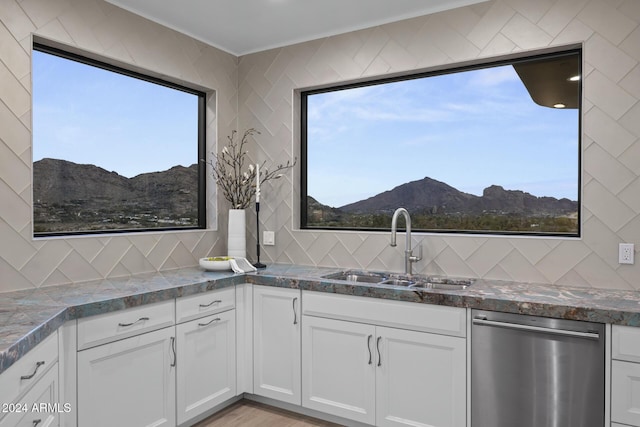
[
  {"x1": 335, "y1": 176, "x2": 577, "y2": 217},
  {"x1": 33, "y1": 158, "x2": 199, "y2": 232},
  {"x1": 340, "y1": 177, "x2": 475, "y2": 214}
]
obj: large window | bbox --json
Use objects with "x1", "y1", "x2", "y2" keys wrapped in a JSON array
[
  {"x1": 32, "y1": 43, "x2": 206, "y2": 236},
  {"x1": 301, "y1": 48, "x2": 581, "y2": 236}
]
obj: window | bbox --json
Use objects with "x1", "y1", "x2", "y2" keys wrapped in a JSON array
[
  {"x1": 301, "y1": 48, "x2": 581, "y2": 236},
  {"x1": 32, "y1": 43, "x2": 206, "y2": 236}
]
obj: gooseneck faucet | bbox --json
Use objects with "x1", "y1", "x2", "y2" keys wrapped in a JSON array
[{"x1": 390, "y1": 208, "x2": 422, "y2": 275}]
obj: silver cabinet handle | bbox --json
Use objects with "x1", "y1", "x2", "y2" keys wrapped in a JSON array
[
  {"x1": 32, "y1": 420, "x2": 42, "y2": 427},
  {"x1": 21, "y1": 361, "x2": 45, "y2": 380},
  {"x1": 199, "y1": 300, "x2": 222, "y2": 308},
  {"x1": 292, "y1": 297, "x2": 298, "y2": 325},
  {"x1": 198, "y1": 317, "x2": 221, "y2": 327},
  {"x1": 118, "y1": 317, "x2": 149, "y2": 327},
  {"x1": 170, "y1": 336, "x2": 176, "y2": 367},
  {"x1": 376, "y1": 336, "x2": 382, "y2": 367},
  {"x1": 367, "y1": 335, "x2": 373, "y2": 365}
]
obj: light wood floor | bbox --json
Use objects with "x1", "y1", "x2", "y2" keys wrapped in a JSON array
[{"x1": 194, "y1": 400, "x2": 344, "y2": 427}]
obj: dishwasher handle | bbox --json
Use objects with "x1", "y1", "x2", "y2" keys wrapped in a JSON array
[{"x1": 472, "y1": 316, "x2": 600, "y2": 340}]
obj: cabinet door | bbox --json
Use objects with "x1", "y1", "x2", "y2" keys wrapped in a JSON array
[
  {"x1": 0, "y1": 363, "x2": 59, "y2": 427},
  {"x1": 376, "y1": 327, "x2": 466, "y2": 427},
  {"x1": 176, "y1": 310, "x2": 236, "y2": 425},
  {"x1": 612, "y1": 360, "x2": 640, "y2": 426},
  {"x1": 302, "y1": 316, "x2": 376, "y2": 425},
  {"x1": 253, "y1": 286, "x2": 301, "y2": 405},
  {"x1": 77, "y1": 327, "x2": 176, "y2": 427}
]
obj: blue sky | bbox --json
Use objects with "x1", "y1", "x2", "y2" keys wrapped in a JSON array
[
  {"x1": 307, "y1": 65, "x2": 579, "y2": 208},
  {"x1": 32, "y1": 50, "x2": 199, "y2": 178},
  {"x1": 33, "y1": 50, "x2": 579, "y2": 207}
]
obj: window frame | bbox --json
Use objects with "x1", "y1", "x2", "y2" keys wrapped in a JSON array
[
  {"x1": 300, "y1": 47, "x2": 582, "y2": 237},
  {"x1": 32, "y1": 42, "x2": 207, "y2": 238}
]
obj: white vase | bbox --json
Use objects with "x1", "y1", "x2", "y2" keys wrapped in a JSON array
[{"x1": 227, "y1": 209, "x2": 246, "y2": 258}]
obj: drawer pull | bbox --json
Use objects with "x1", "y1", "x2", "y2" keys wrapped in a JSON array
[
  {"x1": 33, "y1": 420, "x2": 42, "y2": 427},
  {"x1": 21, "y1": 361, "x2": 45, "y2": 380},
  {"x1": 199, "y1": 299, "x2": 222, "y2": 308},
  {"x1": 118, "y1": 317, "x2": 150, "y2": 327},
  {"x1": 198, "y1": 317, "x2": 221, "y2": 327}
]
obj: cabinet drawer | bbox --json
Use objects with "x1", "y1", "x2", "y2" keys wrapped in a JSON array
[
  {"x1": 176, "y1": 286, "x2": 235, "y2": 324},
  {"x1": 0, "y1": 362, "x2": 59, "y2": 427},
  {"x1": 302, "y1": 291, "x2": 466, "y2": 337},
  {"x1": 0, "y1": 331, "x2": 58, "y2": 407},
  {"x1": 77, "y1": 300, "x2": 175, "y2": 350},
  {"x1": 613, "y1": 325, "x2": 640, "y2": 363},
  {"x1": 612, "y1": 360, "x2": 640, "y2": 426}
]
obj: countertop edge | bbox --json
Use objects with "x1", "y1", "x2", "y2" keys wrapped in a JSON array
[{"x1": 2, "y1": 265, "x2": 640, "y2": 376}]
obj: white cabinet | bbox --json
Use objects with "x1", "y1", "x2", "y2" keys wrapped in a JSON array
[
  {"x1": 75, "y1": 288, "x2": 239, "y2": 427},
  {"x1": 253, "y1": 286, "x2": 301, "y2": 405},
  {"x1": 612, "y1": 325, "x2": 640, "y2": 426},
  {"x1": 0, "y1": 332, "x2": 59, "y2": 409},
  {"x1": 176, "y1": 307, "x2": 236, "y2": 424},
  {"x1": 302, "y1": 291, "x2": 466, "y2": 427},
  {"x1": 0, "y1": 363, "x2": 60, "y2": 427},
  {"x1": 77, "y1": 326, "x2": 176, "y2": 427},
  {"x1": 302, "y1": 315, "x2": 376, "y2": 424},
  {"x1": 376, "y1": 326, "x2": 466, "y2": 427},
  {"x1": 0, "y1": 331, "x2": 59, "y2": 427}
]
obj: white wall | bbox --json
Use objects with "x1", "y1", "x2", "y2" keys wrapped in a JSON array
[
  {"x1": 0, "y1": 0, "x2": 236, "y2": 291},
  {"x1": 1, "y1": 0, "x2": 638, "y2": 292},
  {"x1": 239, "y1": 0, "x2": 640, "y2": 290}
]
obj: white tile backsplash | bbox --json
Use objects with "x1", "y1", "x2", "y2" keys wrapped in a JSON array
[{"x1": 0, "y1": 0, "x2": 639, "y2": 291}]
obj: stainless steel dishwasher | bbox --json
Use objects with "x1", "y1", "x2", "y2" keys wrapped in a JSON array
[{"x1": 471, "y1": 309, "x2": 605, "y2": 427}]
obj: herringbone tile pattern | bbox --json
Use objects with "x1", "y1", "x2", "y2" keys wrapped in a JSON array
[
  {"x1": 0, "y1": 0, "x2": 639, "y2": 291},
  {"x1": 0, "y1": 0, "x2": 237, "y2": 291},
  {"x1": 238, "y1": 0, "x2": 640, "y2": 290}
]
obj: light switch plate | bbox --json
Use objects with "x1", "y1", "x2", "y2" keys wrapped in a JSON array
[{"x1": 263, "y1": 231, "x2": 275, "y2": 246}]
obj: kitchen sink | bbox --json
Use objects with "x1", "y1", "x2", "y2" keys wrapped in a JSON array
[
  {"x1": 322, "y1": 270, "x2": 389, "y2": 283},
  {"x1": 380, "y1": 278, "x2": 416, "y2": 286},
  {"x1": 321, "y1": 270, "x2": 474, "y2": 291}
]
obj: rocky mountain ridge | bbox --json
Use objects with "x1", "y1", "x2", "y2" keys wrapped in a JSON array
[
  {"x1": 338, "y1": 176, "x2": 577, "y2": 216},
  {"x1": 33, "y1": 158, "x2": 199, "y2": 232}
]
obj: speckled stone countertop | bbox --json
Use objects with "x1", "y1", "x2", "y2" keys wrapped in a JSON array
[{"x1": 2, "y1": 263, "x2": 640, "y2": 376}]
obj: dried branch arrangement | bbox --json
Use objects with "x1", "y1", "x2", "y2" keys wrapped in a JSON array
[{"x1": 205, "y1": 128, "x2": 296, "y2": 209}]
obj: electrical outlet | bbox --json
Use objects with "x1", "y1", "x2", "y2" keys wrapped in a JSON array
[
  {"x1": 619, "y1": 243, "x2": 635, "y2": 265},
  {"x1": 263, "y1": 231, "x2": 275, "y2": 246}
]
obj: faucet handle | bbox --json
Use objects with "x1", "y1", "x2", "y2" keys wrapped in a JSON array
[{"x1": 410, "y1": 243, "x2": 422, "y2": 262}]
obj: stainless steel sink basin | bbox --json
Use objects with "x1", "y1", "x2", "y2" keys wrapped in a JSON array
[
  {"x1": 410, "y1": 277, "x2": 474, "y2": 290},
  {"x1": 322, "y1": 270, "x2": 473, "y2": 291},
  {"x1": 322, "y1": 270, "x2": 388, "y2": 283},
  {"x1": 380, "y1": 278, "x2": 416, "y2": 286}
]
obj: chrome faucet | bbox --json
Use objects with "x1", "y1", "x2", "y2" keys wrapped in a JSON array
[{"x1": 390, "y1": 208, "x2": 422, "y2": 275}]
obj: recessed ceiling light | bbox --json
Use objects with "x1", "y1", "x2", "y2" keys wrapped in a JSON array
[
  {"x1": 568, "y1": 75, "x2": 580, "y2": 81},
  {"x1": 554, "y1": 103, "x2": 566, "y2": 108}
]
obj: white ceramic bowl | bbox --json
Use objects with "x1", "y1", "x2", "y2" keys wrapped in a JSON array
[{"x1": 199, "y1": 257, "x2": 233, "y2": 271}]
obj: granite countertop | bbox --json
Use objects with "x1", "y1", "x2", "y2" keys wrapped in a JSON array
[{"x1": 2, "y1": 263, "x2": 640, "y2": 376}]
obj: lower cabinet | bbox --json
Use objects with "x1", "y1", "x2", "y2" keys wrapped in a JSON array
[
  {"x1": 376, "y1": 326, "x2": 466, "y2": 427},
  {"x1": 0, "y1": 363, "x2": 60, "y2": 427},
  {"x1": 253, "y1": 286, "x2": 301, "y2": 405},
  {"x1": 302, "y1": 316, "x2": 376, "y2": 424},
  {"x1": 302, "y1": 314, "x2": 466, "y2": 427},
  {"x1": 612, "y1": 325, "x2": 640, "y2": 426},
  {"x1": 176, "y1": 310, "x2": 236, "y2": 425},
  {"x1": 77, "y1": 326, "x2": 176, "y2": 427},
  {"x1": 0, "y1": 331, "x2": 60, "y2": 427}
]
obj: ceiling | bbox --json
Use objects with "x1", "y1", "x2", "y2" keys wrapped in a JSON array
[{"x1": 105, "y1": 0, "x2": 489, "y2": 56}]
